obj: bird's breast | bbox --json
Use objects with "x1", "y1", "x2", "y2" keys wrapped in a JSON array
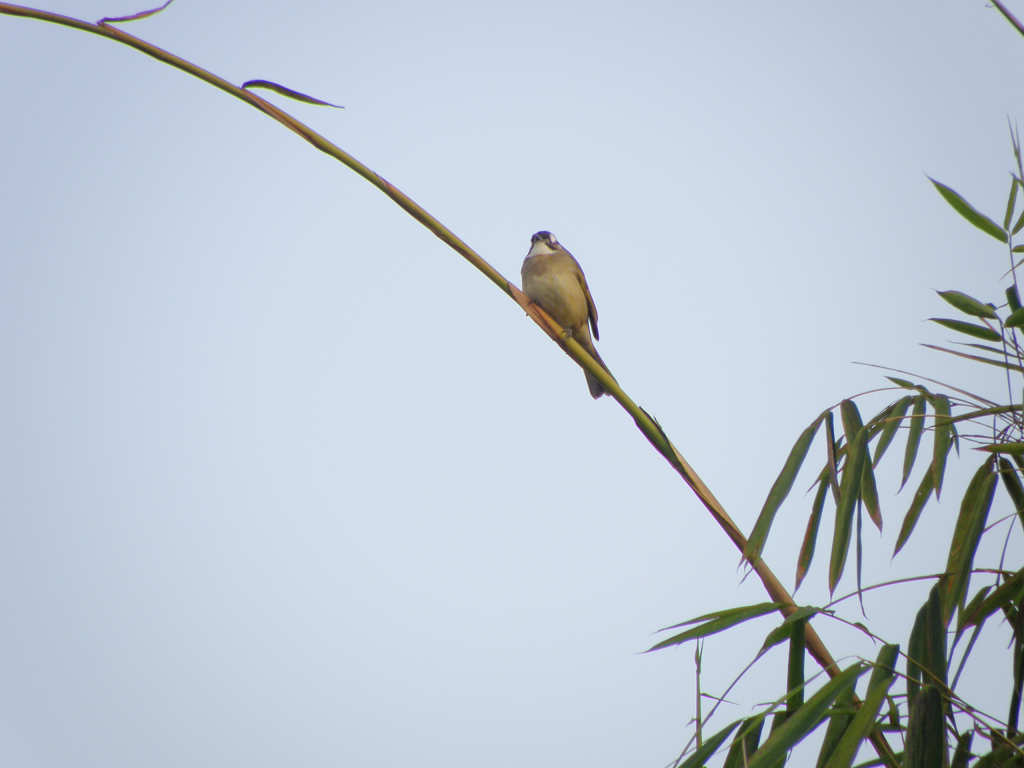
[{"x1": 522, "y1": 255, "x2": 589, "y2": 329}]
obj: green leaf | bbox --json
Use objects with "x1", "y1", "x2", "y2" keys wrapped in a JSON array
[
  {"x1": 761, "y1": 607, "x2": 826, "y2": 654},
  {"x1": 978, "y1": 442, "x2": 1024, "y2": 454},
  {"x1": 1014, "y1": 204, "x2": 1024, "y2": 235},
  {"x1": 942, "y1": 459, "x2": 997, "y2": 624},
  {"x1": 904, "y1": 686, "x2": 948, "y2": 768},
  {"x1": 787, "y1": 618, "x2": 807, "y2": 716},
  {"x1": 677, "y1": 719, "x2": 743, "y2": 768},
  {"x1": 1008, "y1": 285, "x2": 1022, "y2": 312},
  {"x1": 901, "y1": 396, "x2": 927, "y2": 490},
  {"x1": 814, "y1": 684, "x2": 856, "y2": 768},
  {"x1": 929, "y1": 317, "x2": 1001, "y2": 341},
  {"x1": 860, "y1": 451, "x2": 882, "y2": 532},
  {"x1": 796, "y1": 476, "x2": 829, "y2": 591},
  {"x1": 747, "y1": 664, "x2": 867, "y2": 768},
  {"x1": 648, "y1": 603, "x2": 782, "y2": 651},
  {"x1": 872, "y1": 396, "x2": 914, "y2": 468},
  {"x1": 951, "y1": 731, "x2": 973, "y2": 768},
  {"x1": 241, "y1": 79, "x2": 344, "y2": 108},
  {"x1": 931, "y1": 395, "x2": 952, "y2": 499},
  {"x1": 723, "y1": 718, "x2": 766, "y2": 768},
  {"x1": 937, "y1": 290, "x2": 998, "y2": 319},
  {"x1": 894, "y1": 469, "x2": 935, "y2": 555},
  {"x1": 959, "y1": 568, "x2": 1024, "y2": 632},
  {"x1": 929, "y1": 176, "x2": 1008, "y2": 242},
  {"x1": 830, "y1": 424, "x2": 868, "y2": 593},
  {"x1": 999, "y1": 457, "x2": 1024, "y2": 533},
  {"x1": 821, "y1": 644, "x2": 899, "y2": 768},
  {"x1": 1007, "y1": 308, "x2": 1024, "y2": 328},
  {"x1": 747, "y1": 414, "x2": 824, "y2": 561},
  {"x1": 1006, "y1": 176, "x2": 1020, "y2": 230}
]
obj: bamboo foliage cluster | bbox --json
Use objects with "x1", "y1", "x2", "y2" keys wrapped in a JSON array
[{"x1": 656, "y1": 133, "x2": 1024, "y2": 767}]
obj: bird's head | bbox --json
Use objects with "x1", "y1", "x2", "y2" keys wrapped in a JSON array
[{"x1": 530, "y1": 230, "x2": 559, "y2": 247}]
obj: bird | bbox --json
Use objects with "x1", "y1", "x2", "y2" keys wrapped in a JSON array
[{"x1": 521, "y1": 230, "x2": 614, "y2": 398}]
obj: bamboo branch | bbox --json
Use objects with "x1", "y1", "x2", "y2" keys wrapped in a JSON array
[{"x1": 0, "y1": 4, "x2": 897, "y2": 764}]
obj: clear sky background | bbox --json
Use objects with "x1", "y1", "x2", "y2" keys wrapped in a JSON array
[{"x1": 2, "y1": 2, "x2": 1023, "y2": 766}]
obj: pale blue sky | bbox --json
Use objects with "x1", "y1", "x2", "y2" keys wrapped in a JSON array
[{"x1": 2, "y1": 2, "x2": 1023, "y2": 766}]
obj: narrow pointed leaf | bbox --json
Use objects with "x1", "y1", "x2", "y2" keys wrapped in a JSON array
[
  {"x1": 677, "y1": 719, "x2": 743, "y2": 768},
  {"x1": 931, "y1": 395, "x2": 952, "y2": 499},
  {"x1": 999, "y1": 457, "x2": 1024, "y2": 532},
  {"x1": 796, "y1": 477, "x2": 829, "y2": 590},
  {"x1": 830, "y1": 426, "x2": 868, "y2": 593},
  {"x1": 761, "y1": 607, "x2": 823, "y2": 653},
  {"x1": 929, "y1": 317, "x2": 1001, "y2": 341},
  {"x1": 747, "y1": 415, "x2": 824, "y2": 560},
  {"x1": 723, "y1": 718, "x2": 766, "y2": 768},
  {"x1": 860, "y1": 452, "x2": 882, "y2": 531},
  {"x1": 942, "y1": 459, "x2": 997, "y2": 624},
  {"x1": 787, "y1": 618, "x2": 807, "y2": 716},
  {"x1": 960, "y1": 568, "x2": 1024, "y2": 631},
  {"x1": 937, "y1": 290, "x2": 998, "y2": 319},
  {"x1": 648, "y1": 603, "x2": 781, "y2": 651},
  {"x1": 904, "y1": 686, "x2": 947, "y2": 768},
  {"x1": 1014, "y1": 204, "x2": 1024, "y2": 235},
  {"x1": 1006, "y1": 307, "x2": 1024, "y2": 328},
  {"x1": 825, "y1": 411, "x2": 841, "y2": 502},
  {"x1": 814, "y1": 684, "x2": 856, "y2": 768},
  {"x1": 872, "y1": 396, "x2": 914, "y2": 468},
  {"x1": 894, "y1": 469, "x2": 935, "y2": 555},
  {"x1": 901, "y1": 396, "x2": 927, "y2": 489},
  {"x1": 241, "y1": 79, "x2": 344, "y2": 108},
  {"x1": 951, "y1": 731, "x2": 973, "y2": 768},
  {"x1": 821, "y1": 644, "x2": 899, "y2": 768},
  {"x1": 98, "y1": 0, "x2": 175, "y2": 24},
  {"x1": 1008, "y1": 285, "x2": 1022, "y2": 312},
  {"x1": 929, "y1": 176, "x2": 1008, "y2": 242},
  {"x1": 1006, "y1": 176, "x2": 1020, "y2": 230},
  {"x1": 747, "y1": 664, "x2": 867, "y2": 768},
  {"x1": 978, "y1": 442, "x2": 1024, "y2": 454}
]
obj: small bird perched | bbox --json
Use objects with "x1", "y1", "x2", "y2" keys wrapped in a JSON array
[{"x1": 521, "y1": 230, "x2": 614, "y2": 398}]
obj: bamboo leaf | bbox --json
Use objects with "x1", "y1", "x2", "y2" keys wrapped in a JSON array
[
  {"x1": 978, "y1": 442, "x2": 1024, "y2": 454},
  {"x1": 821, "y1": 644, "x2": 899, "y2": 768},
  {"x1": 929, "y1": 176, "x2": 1008, "y2": 242},
  {"x1": 787, "y1": 618, "x2": 807, "y2": 717},
  {"x1": 747, "y1": 415, "x2": 824, "y2": 561},
  {"x1": 901, "y1": 396, "x2": 926, "y2": 489},
  {"x1": 861, "y1": 451, "x2": 882, "y2": 532},
  {"x1": 241, "y1": 79, "x2": 345, "y2": 108},
  {"x1": 931, "y1": 394, "x2": 952, "y2": 499},
  {"x1": 872, "y1": 396, "x2": 913, "y2": 468},
  {"x1": 942, "y1": 459, "x2": 997, "y2": 624},
  {"x1": 1008, "y1": 285, "x2": 1022, "y2": 312},
  {"x1": 814, "y1": 684, "x2": 856, "y2": 768},
  {"x1": 951, "y1": 731, "x2": 973, "y2": 768},
  {"x1": 904, "y1": 686, "x2": 948, "y2": 768},
  {"x1": 648, "y1": 603, "x2": 782, "y2": 651},
  {"x1": 1006, "y1": 176, "x2": 1020, "y2": 230},
  {"x1": 98, "y1": 0, "x2": 175, "y2": 24},
  {"x1": 677, "y1": 719, "x2": 743, "y2": 768},
  {"x1": 1013, "y1": 202, "x2": 1024, "y2": 235},
  {"x1": 1007, "y1": 307, "x2": 1024, "y2": 328},
  {"x1": 999, "y1": 457, "x2": 1024, "y2": 532},
  {"x1": 830, "y1": 425, "x2": 867, "y2": 593},
  {"x1": 929, "y1": 317, "x2": 1002, "y2": 341},
  {"x1": 937, "y1": 290, "x2": 998, "y2": 319},
  {"x1": 796, "y1": 477, "x2": 829, "y2": 590},
  {"x1": 723, "y1": 718, "x2": 766, "y2": 768},
  {"x1": 747, "y1": 664, "x2": 867, "y2": 768},
  {"x1": 894, "y1": 469, "x2": 935, "y2": 555}
]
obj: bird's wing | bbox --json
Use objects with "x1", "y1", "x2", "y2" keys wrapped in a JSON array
[{"x1": 569, "y1": 252, "x2": 600, "y2": 341}]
